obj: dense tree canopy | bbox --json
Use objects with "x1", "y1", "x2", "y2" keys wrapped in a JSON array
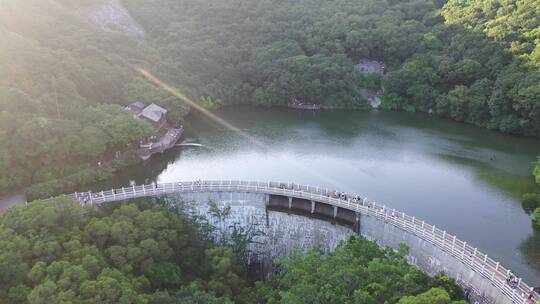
[
  {"x1": 0, "y1": 197, "x2": 253, "y2": 303},
  {"x1": 256, "y1": 237, "x2": 465, "y2": 304},
  {"x1": 123, "y1": 0, "x2": 540, "y2": 135},
  {"x1": 0, "y1": 0, "x2": 188, "y2": 192},
  {"x1": 525, "y1": 158, "x2": 540, "y2": 226},
  {"x1": 0, "y1": 196, "x2": 465, "y2": 303}
]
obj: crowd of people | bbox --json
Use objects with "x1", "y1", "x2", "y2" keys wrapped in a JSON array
[
  {"x1": 277, "y1": 183, "x2": 365, "y2": 204},
  {"x1": 528, "y1": 286, "x2": 540, "y2": 304},
  {"x1": 505, "y1": 270, "x2": 540, "y2": 303},
  {"x1": 506, "y1": 270, "x2": 522, "y2": 290},
  {"x1": 76, "y1": 192, "x2": 92, "y2": 205}
]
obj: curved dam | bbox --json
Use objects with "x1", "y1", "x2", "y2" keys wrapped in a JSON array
[{"x1": 67, "y1": 180, "x2": 535, "y2": 304}]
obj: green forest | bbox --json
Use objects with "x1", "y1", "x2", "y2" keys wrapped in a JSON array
[
  {"x1": 0, "y1": 0, "x2": 189, "y2": 193},
  {"x1": 1, "y1": 0, "x2": 539, "y2": 192},
  {"x1": 0, "y1": 197, "x2": 466, "y2": 303},
  {"x1": 123, "y1": 0, "x2": 540, "y2": 135}
]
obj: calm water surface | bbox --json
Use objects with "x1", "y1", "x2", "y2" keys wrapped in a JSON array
[{"x1": 90, "y1": 106, "x2": 540, "y2": 284}]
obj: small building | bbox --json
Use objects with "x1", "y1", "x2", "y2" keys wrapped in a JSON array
[
  {"x1": 125, "y1": 101, "x2": 146, "y2": 116},
  {"x1": 138, "y1": 103, "x2": 167, "y2": 129},
  {"x1": 354, "y1": 60, "x2": 385, "y2": 76}
]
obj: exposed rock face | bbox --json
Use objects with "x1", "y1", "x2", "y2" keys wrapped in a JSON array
[
  {"x1": 354, "y1": 59, "x2": 386, "y2": 109},
  {"x1": 368, "y1": 95, "x2": 382, "y2": 108},
  {"x1": 87, "y1": 0, "x2": 145, "y2": 36}
]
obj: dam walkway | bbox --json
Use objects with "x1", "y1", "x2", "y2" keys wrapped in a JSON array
[{"x1": 69, "y1": 180, "x2": 535, "y2": 304}]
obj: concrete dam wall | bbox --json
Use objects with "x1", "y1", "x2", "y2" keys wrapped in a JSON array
[
  {"x1": 165, "y1": 192, "x2": 505, "y2": 303},
  {"x1": 360, "y1": 214, "x2": 500, "y2": 304},
  {"x1": 70, "y1": 180, "x2": 534, "y2": 304},
  {"x1": 267, "y1": 193, "x2": 519, "y2": 304},
  {"x1": 165, "y1": 191, "x2": 356, "y2": 265}
]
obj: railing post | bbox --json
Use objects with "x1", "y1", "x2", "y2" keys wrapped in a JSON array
[
  {"x1": 461, "y1": 242, "x2": 466, "y2": 260},
  {"x1": 442, "y1": 231, "x2": 446, "y2": 248},
  {"x1": 482, "y1": 254, "x2": 487, "y2": 274},
  {"x1": 491, "y1": 262, "x2": 499, "y2": 280},
  {"x1": 521, "y1": 293, "x2": 528, "y2": 304}
]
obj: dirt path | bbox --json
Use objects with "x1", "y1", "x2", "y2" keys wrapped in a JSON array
[{"x1": 0, "y1": 191, "x2": 27, "y2": 214}]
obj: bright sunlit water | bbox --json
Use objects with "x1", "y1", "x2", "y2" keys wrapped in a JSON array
[{"x1": 89, "y1": 106, "x2": 540, "y2": 284}]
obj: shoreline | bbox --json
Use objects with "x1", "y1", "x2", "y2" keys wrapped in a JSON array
[{"x1": 3, "y1": 105, "x2": 539, "y2": 203}]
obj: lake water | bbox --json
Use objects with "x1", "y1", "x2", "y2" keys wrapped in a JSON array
[{"x1": 87, "y1": 106, "x2": 540, "y2": 284}]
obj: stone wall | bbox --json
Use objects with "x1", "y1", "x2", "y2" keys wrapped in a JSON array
[
  {"x1": 359, "y1": 213, "x2": 510, "y2": 304},
  {"x1": 163, "y1": 191, "x2": 514, "y2": 304},
  {"x1": 166, "y1": 191, "x2": 355, "y2": 264}
]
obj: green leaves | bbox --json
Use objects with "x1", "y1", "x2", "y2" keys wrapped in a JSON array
[
  {"x1": 144, "y1": 262, "x2": 182, "y2": 289},
  {"x1": 398, "y1": 287, "x2": 466, "y2": 304},
  {"x1": 0, "y1": 198, "x2": 253, "y2": 303},
  {"x1": 257, "y1": 237, "x2": 465, "y2": 304}
]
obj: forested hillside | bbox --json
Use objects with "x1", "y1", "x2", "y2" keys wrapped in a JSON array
[
  {"x1": 0, "y1": 198, "x2": 254, "y2": 303},
  {"x1": 0, "y1": 0, "x2": 188, "y2": 192},
  {"x1": 124, "y1": 0, "x2": 540, "y2": 135},
  {"x1": 0, "y1": 197, "x2": 464, "y2": 303},
  {"x1": 1, "y1": 0, "x2": 539, "y2": 192}
]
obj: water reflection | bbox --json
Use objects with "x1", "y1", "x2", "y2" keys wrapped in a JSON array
[
  {"x1": 521, "y1": 228, "x2": 540, "y2": 277},
  {"x1": 436, "y1": 154, "x2": 537, "y2": 200},
  {"x1": 82, "y1": 106, "x2": 540, "y2": 284}
]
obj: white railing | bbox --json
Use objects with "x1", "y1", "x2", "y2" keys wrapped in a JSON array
[{"x1": 69, "y1": 180, "x2": 534, "y2": 303}]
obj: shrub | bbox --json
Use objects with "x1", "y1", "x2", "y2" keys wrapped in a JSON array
[
  {"x1": 379, "y1": 93, "x2": 399, "y2": 110},
  {"x1": 522, "y1": 193, "x2": 540, "y2": 213},
  {"x1": 531, "y1": 207, "x2": 540, "y2": 227}
]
